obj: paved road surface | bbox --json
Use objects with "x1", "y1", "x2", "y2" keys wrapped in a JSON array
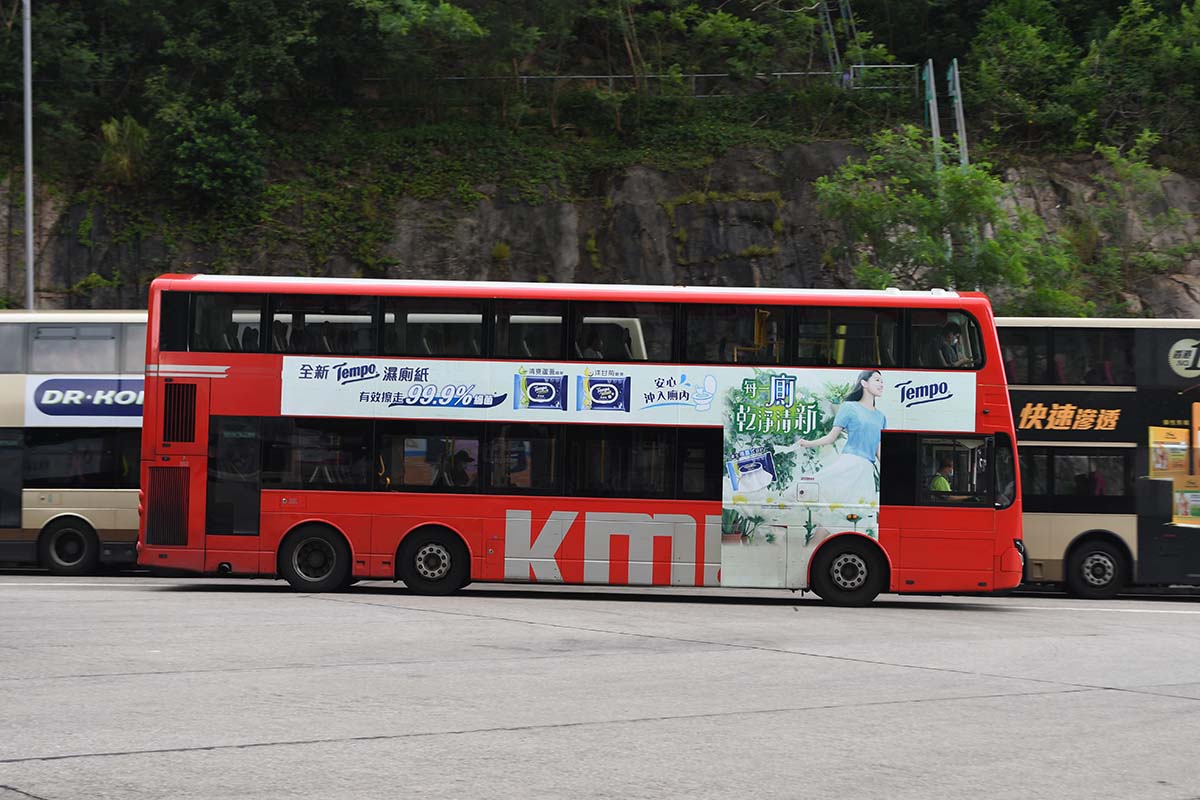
[{"x1": 2, "y1": 575, "x2": 1199, "y2": 799}]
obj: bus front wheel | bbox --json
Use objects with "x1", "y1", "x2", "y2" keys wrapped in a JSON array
[
  {"x1": 38, "y1": 519, "x2": 100, "y2": 576},
  {"x1": 279, "y1": 526, "x2": 351, "y2": 593},
  {"x1": 1065, "y1": 539, "x2": 1127, "y2": 599},
  {"x1": 810, "y1": 537, "x2": 887, "y2": 607},
  {"x1": 398, "y1": 528, "x2": 470, "y2": 596}
]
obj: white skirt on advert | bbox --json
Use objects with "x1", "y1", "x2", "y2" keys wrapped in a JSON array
[{"x1": 808, "y1": 453, "x2": 876, "y2": 507}]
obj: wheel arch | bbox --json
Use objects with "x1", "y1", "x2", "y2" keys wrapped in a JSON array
[
  {"x1": 1065, "y1": 532, "x2": 1128, "y2": 582},
  {"x1": 394, "y1": 522, "x2": 473, "y2": 579},
  {"x1": 275, "y1": 519, "x2": 354, "y2": 578},
  {"x1": 1064, "y1": 529, "x2": 1133, "y2": 575},
  {"x1": 807, "y1": 532, "x2": 893, "y2": 591}
]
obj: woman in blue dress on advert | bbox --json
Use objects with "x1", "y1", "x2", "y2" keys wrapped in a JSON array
[{"x1": 778, "y1": 369, "x2": 886, "y2": 507}]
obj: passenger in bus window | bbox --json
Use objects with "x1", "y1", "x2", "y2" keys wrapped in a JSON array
[
  {"x1": 926, "y1": 322, "x2": 970, "y2": 368},
  {"x1": 930, "y1": 459, "x2": 954, "y2": 493},
  {"x1": 581, "y1": 331, "x2": 603, "y2": 359},
  {"x1": 447, "y1": 449, "x2": 475, "y2": 487}
]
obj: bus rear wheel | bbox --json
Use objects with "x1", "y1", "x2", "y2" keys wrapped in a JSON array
[
  {"x1": 810, "y1": 537, "x2": 886, "y2": 607},
  {"x1": 398, "y1": 529, "x2": 470, "y2": 596},
  {"x1": 1065, "y1": 539, "x2": 1127, "y2": 599},
  {"x1": 38, "y1": 519, "x2": 100, "y2": 576},
  {"x1": 279, "y1": 526, "x2": 351, "y2": 593}
]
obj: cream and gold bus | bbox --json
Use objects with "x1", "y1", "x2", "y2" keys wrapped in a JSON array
[
  {"x1": 999, "y1": 316, "x2": 1200, "y2": 598},
  {"x1": 0, "y1": 311, "x2": 145, "y2": 574}
]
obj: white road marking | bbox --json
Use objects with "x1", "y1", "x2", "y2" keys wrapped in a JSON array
[{"x1": 1004, "y1": 604, "x2": 1200, "y2": 615}]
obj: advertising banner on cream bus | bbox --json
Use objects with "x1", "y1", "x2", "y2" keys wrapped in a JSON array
[{"x1": 24, "y1": 375, "x2": 144, "y2": 427}]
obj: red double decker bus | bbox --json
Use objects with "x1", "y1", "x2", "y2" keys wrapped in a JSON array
[{"x1": 138, "y1": 275, "x2": 1023, "y2": 605}]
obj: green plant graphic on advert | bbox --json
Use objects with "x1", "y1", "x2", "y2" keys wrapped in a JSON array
[
  {"x1": 802, "y1": 507, "x2": 819, "y2": 546},
  {"x1": 723, "y1": 369, "x2": 840, "y2": 489}
]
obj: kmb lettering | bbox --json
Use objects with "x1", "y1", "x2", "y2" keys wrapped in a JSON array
[{"x1": 504, "y1": 509, "x2": 721, "y2": 586}]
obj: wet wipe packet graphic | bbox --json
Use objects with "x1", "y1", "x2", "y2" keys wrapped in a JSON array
[
  {"x1": 514, "y1": 373, "x2": 568, "y2": 410},
  {"x1": 726, "y1": 447, "x2": 777, "y2": 493},
  {"x1": 576, "y1": 375, "x2": 631, "y2": 412}
]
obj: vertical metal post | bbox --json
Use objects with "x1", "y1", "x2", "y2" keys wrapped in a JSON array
[
  {"x1": 924, "y1": 59, "x2": 942, "y2": 172},
  {"x1": 23, "y1": 0, "x2": 35, "y2": 309},
  {"x1": 947, "y1": 58, "x2": 969, "y2": 167}
]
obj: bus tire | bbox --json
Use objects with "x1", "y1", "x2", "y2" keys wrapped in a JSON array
[
  {"x1": 38, "y1": 518, "x2": 100, "y2": 576},
  {"x1": 1065, "y1": 538, "x2": 1127, "y2": 599},
  {"x1": 397, "y1": 528, "x2": 470, "y2": 596},
  {"x1": 278, "y1": 525, "x2": 351, "y2": 593},
  {"x1": 810, "y1": 537, "x2": 886, "y2": 607}
]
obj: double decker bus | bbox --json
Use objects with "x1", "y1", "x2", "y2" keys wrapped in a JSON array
[
  {"x1": 999, "y1": 317, "x2": 1200, "y2": 598},
  {"x1": 138, "y1": 275, "x2": 1023, "y2": 605},
  {"x1": 0, "y1": 310, "x2": 145, "y2": 574}
]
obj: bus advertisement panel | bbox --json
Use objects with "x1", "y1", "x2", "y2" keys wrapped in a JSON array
[{"x1": 277, "y1": 356, "x2": 978, "y2": 588}]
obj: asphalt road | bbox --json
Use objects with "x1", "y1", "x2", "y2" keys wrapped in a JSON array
[{"x1": 1, "y1": 574, "x2": 1199, "y2": 800}]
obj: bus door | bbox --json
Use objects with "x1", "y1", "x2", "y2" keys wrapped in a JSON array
[
  {"x1": 897, "y1": 435, "x2": 998, "y2": 592},
  {"x1": 203, "y1": 416, "x2": 262, "y2": 572}
]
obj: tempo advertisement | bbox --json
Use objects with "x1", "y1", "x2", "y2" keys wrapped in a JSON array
[
  {"x1": 281, "y1": 357, "x2": 978, "y2": 587},
  {"x1": 24, "y1": 375, "x2": 144, "y2": 427}
]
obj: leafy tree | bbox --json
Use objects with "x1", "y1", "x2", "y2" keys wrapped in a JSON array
[
  {"x1": 1067, "y1": 0, "x2": 1197, "y2": 151},
  {"x1": 160, "y1": 101, "x2": 266, "y2": 203},
  {"x1": 814, "y1": 125, "x2": 1090, "y2": 315},
  {"x1": 966, "y1": 0, "x2": 1078, "y2": 146}
]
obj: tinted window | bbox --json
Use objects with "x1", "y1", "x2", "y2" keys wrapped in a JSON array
[
  {"x1": 571, "y1": 302, "x2": 674, "y2": 362},
  {"x1": 192, "y1": 293, "x2": 264, "y2": 353},
  {"x1": 1053, "y1": 451, "x2": 1132, "y2": 497},
  {"x1": 995, "y1": 433, "x2": 1016, "y2": 509},
  {"x1": 0, "y1": 429, "x2": 21, "y2": 527},
  {"x1": 677, "y1": 427, "x2": 722, "y2": 500},
  {"x1": 30, "y1": 324, "x2": 119, "y2": 373},
  {"x1": 794, "y1": 307, "x2": 898, "y2": 367},
  {"x1": 999, "y1": 328, "x2": 1047, "y2": 384},
  {"x1": 122, "y1": 324, "x2": 146, "y2": 372},
  {"x1": 262, "y1": 418, "x2": 370, "y2": 491},
  {"x1": 1019, "y1": 448, "x2": 1049, "y2": 497},
  {"x1": 1051, "y1": 329, "x2": 1135, "y2": 385},
  {"x1": 25, "y1": 428, "x2": 139, "y2": 489},
  {"x1": 269, "y1": 295, "x2": 376, "y2": 355},
  {"x1": 382, "y1": 298, "x2": 483, "y2": 358},
  {"x1": 0, "y1": 324, "x2": 25, "y2": 372},
  {"x1": 207, "y1": 417, "x2": 261, "y2": 535},
  {"x1": 487, "y1": 423, "x2": 560, "y2": 493},
  {"x1": 496, "y1": 300, "x2": 565, "y2": 360},
  {"x1": 685, "y1": 304, "x2": 784, "y2": 364},
  {"x1": 910, "y1": 310, "x2": 984, "y2": 370},
  {"x1": 566, "y1": 425, "x2": 674, "y2": 498},
  {"x1": 158, "y1": 292, "x2": 191, "y2": 352},
  {"x1": 376, "y1": 422, "x2": 481, "y2": 491},
  {"x1": 918, "y1": 436, "x2": 992, "y2": 506}
]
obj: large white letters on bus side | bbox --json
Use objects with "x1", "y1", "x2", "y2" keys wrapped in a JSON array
[
  {"x1": 40, "y1": 390, "x2": 62, "y2": 404},
  {"x1": 505, "y1": 510, "x2": 575, "y2": 582}
]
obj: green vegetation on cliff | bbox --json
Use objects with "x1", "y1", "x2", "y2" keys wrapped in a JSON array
[{"x1": 0, "y1": 0, "x2": 1196, "y2": 313}]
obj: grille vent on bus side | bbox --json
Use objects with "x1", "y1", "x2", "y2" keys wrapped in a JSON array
[
  {"x1": 145, "y1": 467, "x2": 189, "y2": 546},
  {"x1": 162, "y1": 382, "x2": 197, "y2": 443}
]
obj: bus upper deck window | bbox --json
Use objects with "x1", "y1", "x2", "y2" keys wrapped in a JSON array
[
  {"x1": 911, "y1": 310, "x2": 984, "y2": 370},
  {"x1": 191, "y1": 293, "x2": 264, "y2": 353}
]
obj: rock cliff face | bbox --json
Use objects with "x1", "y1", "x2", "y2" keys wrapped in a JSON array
[{"x1": 2, "y1": 142, "x2": 1198, "y2": 314}]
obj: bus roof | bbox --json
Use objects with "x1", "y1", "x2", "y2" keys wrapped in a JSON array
[
  {"x1": 150, "y1": 274, "x2": 985, "y2": 308},
  {"x1": 997, "y1": 316, "x2": 1200, "y2": 329},
  {"x1": 0, "y1": 309, "x2": 146, "y2": 323}
]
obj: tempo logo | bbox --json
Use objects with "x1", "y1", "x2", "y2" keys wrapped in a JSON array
[
  {"x1": 33, "y1": 379, "x2": 144, "y2": 417},
  {"x1": 894, "y1": 379, "x2": 953, "y2": 408}
]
